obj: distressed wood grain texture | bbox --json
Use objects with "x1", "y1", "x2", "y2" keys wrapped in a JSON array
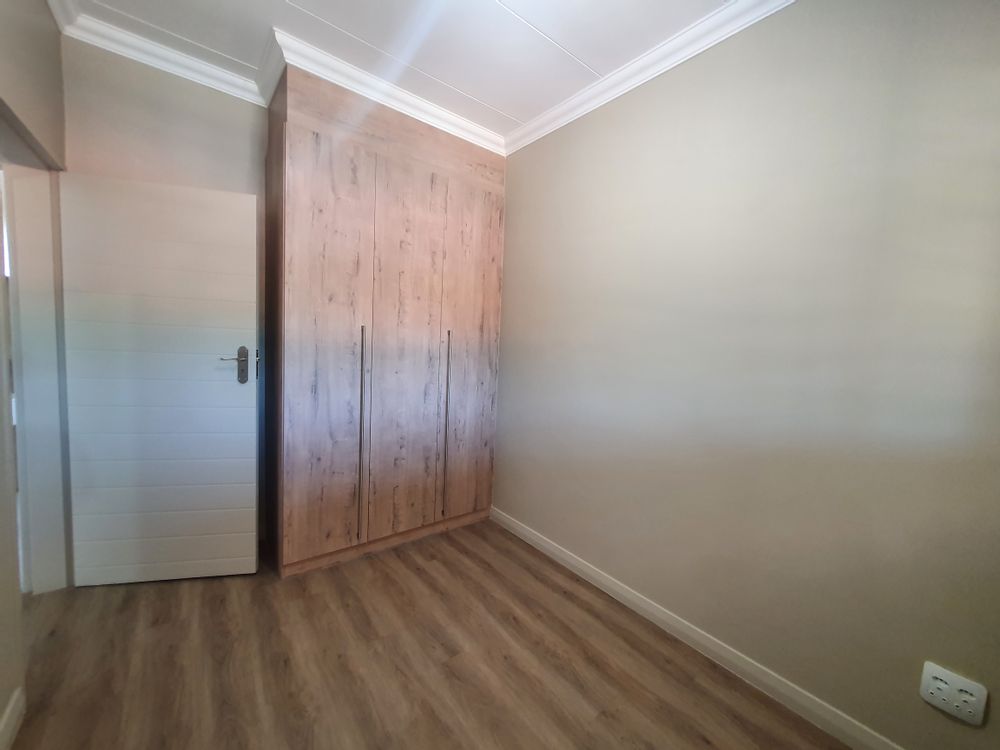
[
  {"x1": 368, "y1": 155, "x2": 447, "y2": 541},
  {"x1": 440, "y1": 181, "x2": 504, "y2": 519},
  {"x1": 284, "y1": 67, "x2": 505, "y2": 191},
  {"x1": 281, "y1": 123, "x2": 376, "y2": 563},
  {"x1": 267, "y1": 75, "x2": 506, "y2": 574}
]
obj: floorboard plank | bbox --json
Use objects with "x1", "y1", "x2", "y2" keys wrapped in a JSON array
[{"x1": 14, "y1": 521, "x2": 848, "y2": 750}]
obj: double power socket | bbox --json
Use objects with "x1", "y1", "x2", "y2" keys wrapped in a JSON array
[{"x1": 920, "y1": 661, "x2": 988, "y2": 727}]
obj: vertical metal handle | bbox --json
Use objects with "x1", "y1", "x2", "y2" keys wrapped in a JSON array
[
  {"x1": 357, "y1": 325, "x2": 366, "y2": 539},
  {"x1": 441, "y1": 329, "x2": 452, "y2": 516}
]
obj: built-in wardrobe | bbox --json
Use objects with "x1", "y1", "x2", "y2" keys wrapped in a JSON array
[{"x1": 265, "y1": 68, "x2": 504, "y2": 577}]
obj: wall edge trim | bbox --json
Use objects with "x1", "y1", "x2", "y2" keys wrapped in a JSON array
[
  {"x1": 490, "y1": 507, "x2": 906, "y2": 750},
  {"x1": 61, "y1": 13, "x2": 265, "y2": 106},
  {"x1": 504, "y1": 0, "x2": 796, "y2": 153},
  {"x1": 0, "y1": 687, "x2": 25, "y2": 750},
  {"x1": 46, "y1": 0, "x2": 77, "y2": 30}
]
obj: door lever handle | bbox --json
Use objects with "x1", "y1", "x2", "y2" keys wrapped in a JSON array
[{"x1": 220, "y1": 346, "x2": 250, "y2": 383}]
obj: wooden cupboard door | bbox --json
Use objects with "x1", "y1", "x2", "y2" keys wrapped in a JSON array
[
  {"x1": 368, "y1": 156, "x2": 447, "y2": 540},
  {"x1": 282, "y1": 124, "x2": 376, "y2": 564},
  {"x1": 439, "y1": 181, "x2": 504, "y2": 519}
]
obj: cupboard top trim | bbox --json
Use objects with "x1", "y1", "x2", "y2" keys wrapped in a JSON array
[{"x1": 274, "y1": 67, "x2": 505, "y2": 191}]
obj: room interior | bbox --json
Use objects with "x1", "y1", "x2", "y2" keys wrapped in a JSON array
[{"x1": 0, "y1": 1, "x2": 997, "y2": 749}]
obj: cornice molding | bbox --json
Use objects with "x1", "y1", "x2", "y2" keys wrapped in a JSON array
[
  {"x1": 273, "y1": 30, "x2": 506, "y2": 155},
  {"x1": 46, "y1": 0, "x2": 78, "y2": 30},
  {"x1": 504, "y1": 0, "x2": 795, "y2": 153},
  {"x1": 60, "y1": 11, "x2": 264, "y2": 106},
  {"x1": 256, "y1": 30, "x2": 287, "y2": 106},
  {"x1": 48, "y1": 0, "x2": 796, "y2": 156}
]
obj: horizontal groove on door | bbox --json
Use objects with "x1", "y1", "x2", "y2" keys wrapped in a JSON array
[
  {"x1": 65, "y1": 320, "x2": 255, "y2": 354},
  {"x1": 74, "y1": 557, "x2": 257, "y2": 587},
  {"x1": 70, "y1": 432, "x2": 255, "y2": 437},
  {"x1": 71, "y1": 457, "x2": 254, "y2": 463},
  {"x1": 68, "y1": 378, "x2": 254, "y2": 408},
  {"x1": 65, "y1": 319, "x2": 256, "y2": 331},
  {"x1": 69, "y1": 433, "x2": 255, "y2": 461},
  {"x1": 73, "y1": 484, "x2": 255, "y2": 515},
  {"x1": 63, "y1": 261, "x2": 255, "y2": 303},
  {"x1": 65, "y1": 257, "x2": 256, "y2": 278},
  {"x1": 61, "y1": 239, "x2": 253, "y2": 273},
  {"x1": 73, "y1": 508, "x2": 255, "y2": 541},
  {"x1": 66, "y1": 350, "x2": 248, "y2": 381},
  {"x1": 76, "y1": 507, "x2": 255, "y2": 516},
  {"x1": 64, "y1": 290, "x2": 254, "y2": 328},
  {"x1": 71, "y1": 458, "x2": 256, "y2": 488},
  {"x1": 74, "y1": 532, "x2": 256, "y2": 567},
  {"x1": 69, "y1": 406, "x2": 255, "y2": 434}
]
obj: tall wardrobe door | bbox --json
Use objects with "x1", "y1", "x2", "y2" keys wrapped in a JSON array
[
  {"x1": 368, "y1": 156, "x2": 447, "y2": 540},
  {"x1": 439, "y1": 182, "x2": 504, "y2": 519},
  {"x1": 282, "y1": 124, "x2": 376, "y2": 563}
]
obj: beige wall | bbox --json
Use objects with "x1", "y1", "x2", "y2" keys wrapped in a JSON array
[
  {"x1": 496, "y1": 1, "x2": 1000, "y2": 749},
  {"x1": 0, "y1": 0, "x2": 64, "y2": 167},
  {"x1": 62, "y1": 38, "x2": 265, "y2": 196}
]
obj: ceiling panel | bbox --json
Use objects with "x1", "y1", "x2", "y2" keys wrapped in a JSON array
[
  {"x1": 497, "y1": 0, "x2": 726, "y2": 75},
  {"x1": 287, "y1": 0, "x2": 597, "y2": 123}
]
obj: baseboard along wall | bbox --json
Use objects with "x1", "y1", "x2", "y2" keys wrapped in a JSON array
[{"x1": 490, "y1": 507, "x2": 905, "y2": 750}]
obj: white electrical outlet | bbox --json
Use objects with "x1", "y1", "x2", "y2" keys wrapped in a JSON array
[{"x1": 920, "y1": 661, "x2": 988, "y2": 726}]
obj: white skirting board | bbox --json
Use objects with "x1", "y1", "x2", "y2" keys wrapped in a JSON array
[
  {"x1": 490, "y1": 508, "x2": 905, "y2": 750},
  {"x1": 0, "y1": 687, "x2": 25, "y2": 750}
]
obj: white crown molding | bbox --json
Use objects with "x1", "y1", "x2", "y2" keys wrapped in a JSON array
[
  {"x1": 273, "y1": 30, "x2": 506, "y2": 155},
  {"x1": 256, "y1": 30, "x2": 287, "y2": 106},
  {"x1": 491, "y1": 508, "x2": 906, "y2": 750},
  {"x1": 50, "y1": 0, "x2": 795, "y2": 156},
  {"x1": 61, "y1": 13, "x2": 265, "y2": 106},
  {"x1": 46, "y1": 0, "x2": 78, "y2": 30},
  {"x1": 504, "y1": 0, "x2": 796, "y2": 153}
]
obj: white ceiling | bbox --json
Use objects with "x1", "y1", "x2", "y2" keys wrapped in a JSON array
[{"x1": 49, "y1": 0, "x2": 794, "y2": 153}]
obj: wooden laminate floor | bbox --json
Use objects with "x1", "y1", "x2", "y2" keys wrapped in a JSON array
[{"x1": 15, "y1": 521, "x2": 847, "y2": 750}]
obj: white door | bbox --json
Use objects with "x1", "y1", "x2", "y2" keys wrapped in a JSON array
[{"x1": 60, "y1": 174, "x2": 258, "y2": 586}]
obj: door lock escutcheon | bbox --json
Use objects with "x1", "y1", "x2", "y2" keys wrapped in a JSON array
[{"x1": 219, "y1": 345, "x2": 249, "y2": 384}]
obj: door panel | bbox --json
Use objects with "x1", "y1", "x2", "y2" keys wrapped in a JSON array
[
  {"x1": 281, "y1": 124, "x2": 376, "y2": 563},
  {"x1": 368, "y1": 156, "x2": 447, "y2": 540},
  {"x1": 60, "y1": 173, "x2": 257, "y2": 585},
  {"x1": 440, "y1": 182, "x2": 504, "y2": 518}
]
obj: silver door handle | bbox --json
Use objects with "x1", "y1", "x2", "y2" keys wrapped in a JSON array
[{"x1": 220, "y1": 346, "x2": 250, "y2": 383}]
